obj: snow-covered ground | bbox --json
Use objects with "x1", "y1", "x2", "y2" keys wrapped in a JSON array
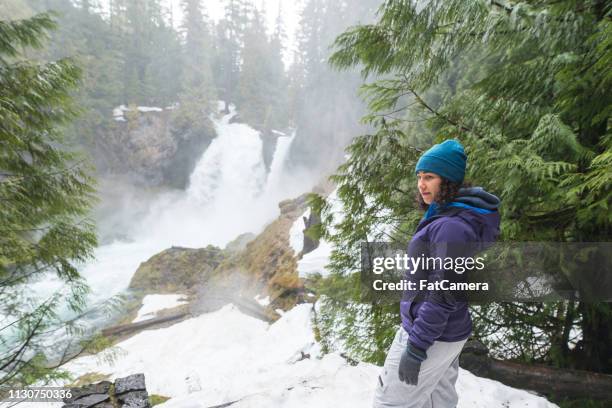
[
  {"x1": 296, "y1": 239, "x2": 335, "y2": 278},
  {"x1": 20, "y1": 303, "x2": 557, "y2": 408},
  {"x1": 132, "y1": 294, "x2": 189, "y2": 323},
  {"x1": 112, "y1": 104, "x2": 164, "y2": 121}
]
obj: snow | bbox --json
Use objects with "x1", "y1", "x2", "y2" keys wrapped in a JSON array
[
  {"x1": 457, "y1": 369, "x2": 557, "y2": 407},
  {"x1": 111, "y1": 104, "x2": 163, "y2": 121},
  {"x1": 254, "y1": 294, "x2": 270, "y2": 307},
  {"x1": 113, "y1": 104, "x2": 127, "y2": 117},
  {"x1": 137, "y1": 106, "x2": 163, "y2": 113},
  {"x1": 132, "y1": 294, "x2": 189, "y2": 323},
  {"x1": 297, "y1": 239, "x2": 334, "y2": 278},
  {"x1": 289, "y1": 208, "x2": 309, "y2": 254},
  {"x1": 22, "y1": 302, "x2": 558, "y2": 408}
]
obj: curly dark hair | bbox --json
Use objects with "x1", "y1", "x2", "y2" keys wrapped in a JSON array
[{"x1": 415, "y1": 178, "x2": 471, "y2": 210}]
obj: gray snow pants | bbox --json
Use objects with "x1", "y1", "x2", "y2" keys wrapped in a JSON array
[{"x1": 373, "y1": 326, "x2": 467, "y2": 408}]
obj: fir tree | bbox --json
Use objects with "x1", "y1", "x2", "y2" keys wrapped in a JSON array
[
  {"x1": 170, "y1": 0, "x2": 216, "y2": 176},
  {"x1": 180, "y1": 0, "x2": 215, "y2": 109},
  {"x1": 0, "y1": 13, "x2": 103, "y2": 387},
  {"x1": 237, "y1": 6, "x2": 269, "y2": 127},
  {"x1": 316, "y1": 0, "x2": 611, "y2": 372},
  {"x1": 213, "y1": 0, "x2": 247, "y2": 112},
  {"x1": 237, "y1": 3, "x2": 288, "y2": 130},
  {"x1": 286, "y1": 0, "x2": 377, "y2": 174}
]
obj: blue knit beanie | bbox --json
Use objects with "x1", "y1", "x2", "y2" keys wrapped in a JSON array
[{"x1": 415, "y1": 139, "x2": 466, "y2": 183}]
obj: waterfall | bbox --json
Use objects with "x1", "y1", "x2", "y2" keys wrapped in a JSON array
[
  {"x1": 187, "y1": 108, "x2": 267, "y2": 206},
  {"x1": 262, "y1": 130, "x2": 295, "y2": 196}
]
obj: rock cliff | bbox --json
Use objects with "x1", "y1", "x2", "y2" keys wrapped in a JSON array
[{"x1": 91, "y1": 105, "x2": 215, "y2": 189}]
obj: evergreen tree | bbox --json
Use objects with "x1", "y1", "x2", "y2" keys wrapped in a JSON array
[
  {"x1": 266, "y1": 2, "x2": 289, "y2": 129},
  {"x1": 287, "y1": 0, "x2": 377, "y2": 175},
  {"x1": 286, "y1": 51, "x2": 305, "y2": 128},
  {"x1": 145, "y1": 3, "x2": 182, "y2": 105},
  {"x1": 213, "y1": 0, "x2": 246, "y2": 112},
  {"x1": 111, "y1": 0, "x2": 181, "y2": 105},
  {"x1": 25, "y1": 0, "x2": 124, "y2": 154},
  {"x1": 0, "y1": 13, "x2": 99, "y2": 387},
  {"x1": 237, "y1": 5, "x2": 268, "y2": 127},
  {"x1": 180, "y1": 0, "x2": 215, "y2": 109},
  {"x1": 170, "y1": 0, "x2": 216, "y2": 176},
  {"x1": 317, "y1": 0, "x2": 611, "y2": 373},
  {"x1": 236, "y1": 3, "x2": 288, "y2": 130},
  {"x1": 123, "y1": 0, "x2": 153, "y2": 102}
]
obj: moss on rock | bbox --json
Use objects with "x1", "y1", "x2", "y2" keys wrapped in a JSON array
[{"x1": 129, "y1": 245, "x2": 225, "y2": 294}]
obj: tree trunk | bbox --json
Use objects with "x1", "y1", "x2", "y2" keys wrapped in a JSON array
[
  {"x1": 576, "y1": 302, "x2": 612, "y2": 373},
  {"x1": 460, "y1": 340, "x2": 612, "y2": 401}
]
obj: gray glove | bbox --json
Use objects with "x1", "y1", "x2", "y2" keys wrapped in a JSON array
[{"x1": 398, "y1": 343, "x2": 427, "y2": 385}]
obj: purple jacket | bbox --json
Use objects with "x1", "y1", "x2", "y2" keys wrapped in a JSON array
[{"x1": 400, "y1": 189, "x2": 501, "y2": 352}]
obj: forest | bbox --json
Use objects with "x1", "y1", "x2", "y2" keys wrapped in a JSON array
[{"x1": 0, "y1": 0, "x2": 610, "y2": 407}]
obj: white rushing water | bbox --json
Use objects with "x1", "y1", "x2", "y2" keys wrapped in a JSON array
[{"x1": 24, "y1": 104, "x2": 310, "y2": 344}]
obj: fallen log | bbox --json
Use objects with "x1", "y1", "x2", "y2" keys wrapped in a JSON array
[
  {"x1": 460, "y1": 340, "x2": 612, "y2": 401},
  {"x1": 101, "y1": 311, "x2": 190, "y2": 337}
]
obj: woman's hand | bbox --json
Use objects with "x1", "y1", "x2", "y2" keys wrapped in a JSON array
[{"x1": 398, "y1": 343, "x2": 427, "y2": 385}]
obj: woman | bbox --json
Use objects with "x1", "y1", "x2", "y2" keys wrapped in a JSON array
[{"x1": 374, "y1": 139, "x2": 501, "y2": 408}]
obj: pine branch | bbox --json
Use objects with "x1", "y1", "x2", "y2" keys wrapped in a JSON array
[
  {"x1": 0, "y1": 310, "x2": 46, "y2": 373},
  {"x1": 407, "y1": 87, "x2": 482, "y2": 137}
]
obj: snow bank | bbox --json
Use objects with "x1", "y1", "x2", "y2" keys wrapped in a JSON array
[
  {"x1": 112, "y1": 104, "x2": 163, "y2": 121},
  {"x1": 132, "y1": 294, "x2": 188, "y2": 323},
  {"x1": 113, "y1": 104, "x2": 128, "y2": 117},
  {"x1": 254, "y1": 294, "x2": 270, "y2": 307},
  {"x1": 137, "y1": 106, "x2": 163, "y2": 113},
  {"x1": 296, "y1": 239, "x2": 334, "y2": 278},
  {"x1": 289, "y1": 208, "x2": 309, "y2": 254},
  {"x1": 24, "y1": 301, "x2": 558, "y2": 408}
]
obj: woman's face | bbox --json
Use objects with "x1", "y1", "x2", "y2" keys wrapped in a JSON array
[{"x1": 417, "y1": 171, "x2": 442, "y2": 205}]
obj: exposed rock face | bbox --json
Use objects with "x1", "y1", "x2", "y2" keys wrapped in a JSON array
[
  {"x1": 93, "y1": 107, "x2": 215, "y2": 189},
  {"x1": 302, "y1": 210, "x2": 321, "y2": 255},
  {"x1": 223, "y1": 194, "x2": 312, "y2": 313},
  {"x1": 128, "y1": 245, "x2": 224, "y2": 294},
  {"x1": 63, "y1": 373, "x2": 150, "y2": 408},
  {"x1": 224, "y1": 232, "x2": 256, "y2": 254}
]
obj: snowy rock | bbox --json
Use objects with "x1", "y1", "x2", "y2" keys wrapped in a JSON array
[
  {"x1": 62, "y1": 374, "x2": 149, "y2": 408},
  {"x1": 114, "y1": 373, "x2": 146, "y2": 394},
  {"x1": 129, "y1": 246, "x2": 224, "y2": 293},
  {"x1": 99, "y1": 104, "x2": 216, "y2": 189}
]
